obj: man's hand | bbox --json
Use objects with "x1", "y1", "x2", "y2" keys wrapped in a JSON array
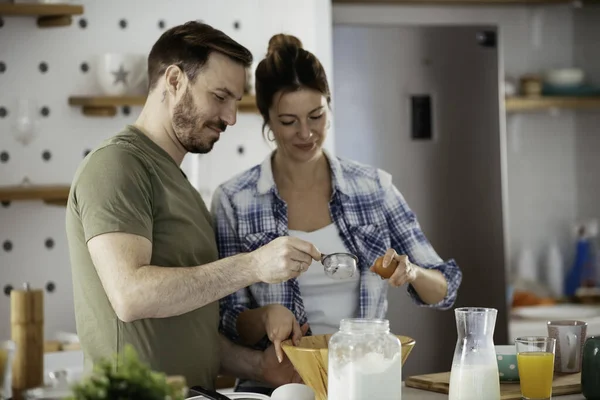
[
  {"x1": 259, "y1": 344, "x2": 303, "y2": 387},
  {"x1": 250, "y1": 236, "x2": 321, "y2": 284}
]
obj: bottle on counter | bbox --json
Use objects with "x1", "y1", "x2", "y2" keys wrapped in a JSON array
[
  {"x1": 448, "y1": 307, "x2": 501, "y2": 400},
  {"x1": 545, "y1": 241, "x2": 564, "y2": 299},
  {"x1": 565, "y1": 220, "x2": 599, "y2": 297}
]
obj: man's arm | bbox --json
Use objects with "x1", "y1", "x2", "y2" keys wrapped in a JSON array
[
  {"x1": 87, "y1": 232, "x2": 319, "y2": 323},
  {"x1": 87, "y1": 232, "x2": 258, "y2": 322},
  {"x1": 219, "y1": 335, "x2": 301, "y2": 388},
  {"x1": 218, "y1": 335, "x2": 262, "y2": 383}
]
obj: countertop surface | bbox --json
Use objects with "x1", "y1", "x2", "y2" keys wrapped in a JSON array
[{"x1": 402, "y1": 384, "x2": 586, "y2": 399}]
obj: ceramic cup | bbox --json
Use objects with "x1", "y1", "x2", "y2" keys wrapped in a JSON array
[
  {"x1": 270, "y1": 383, "x2": 315, "y2": 400},
  {"x1": 95, "y1": 53, "x2": 147, "y2": 96},
  {"x1": 495, "y1": 345, "x2": 519, "y2": 382},
  {"x1": 547, "y1": 320, "x2": 588, "y2": 373}
]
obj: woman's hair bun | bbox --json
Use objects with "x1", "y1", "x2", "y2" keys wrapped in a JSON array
[{"x1": 266, "y1": 34, "x2": 303, "y2": 57}]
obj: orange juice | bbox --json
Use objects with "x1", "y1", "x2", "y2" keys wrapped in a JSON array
[{"x1": 517, "y1": 352, "x2": 554, "y2": 398}]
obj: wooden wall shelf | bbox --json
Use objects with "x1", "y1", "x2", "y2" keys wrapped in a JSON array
[
  {"x1": 0, "y1": 3, "x2": 84, "y2": 28},
  {"x1": 505, "y1": 96, "x2": 600, "y2": 112},
  {"x1": 68, "y1": 96, "x2": 145, "y2": 117},
  {"x1": 0, "y1": 185, "x2": 70, "y2": 206},
  {"x1": 68, "y1": 95, "x2": 259, "y2": 117}
]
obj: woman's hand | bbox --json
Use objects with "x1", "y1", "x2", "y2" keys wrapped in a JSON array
[
  {"x1": 370, "y1": 248, "x2": 418, "y2": 287},
  {"x1": 370, "y1": 248, "x2": 449, "y2": 304},
  {"x1": 263, "y1": 304, "x2": 309, "y2": 363}
]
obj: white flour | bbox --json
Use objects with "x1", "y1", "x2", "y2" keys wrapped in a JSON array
[
  {"x1": 328, "y1": 352, "x2": 402, "y2": 400},
  {"x1": 448, "y1": 364, "x2": 500, "y2": 400}
]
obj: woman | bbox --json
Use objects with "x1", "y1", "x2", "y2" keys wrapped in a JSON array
[{"x1": 211, "y1": 34, "x2": 462, "y2": 393}]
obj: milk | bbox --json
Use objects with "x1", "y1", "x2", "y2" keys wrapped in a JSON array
[
  {"x1": 328, "y1": 352, "x2": 402, "y2": 400},
  {"x1": 448, "y1": 364, "x2": 501, "y2": 400}
]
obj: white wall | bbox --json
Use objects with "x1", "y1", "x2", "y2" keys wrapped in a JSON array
[
  {"x1": 332, "y1": 3, "x2": 590, "y2": 289},
  {"x1": 0, "y1": 0, "x2": 333, "y2": 341}
]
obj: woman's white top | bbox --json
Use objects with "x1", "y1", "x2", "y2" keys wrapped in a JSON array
[{"x1": 288, "y1": 223, "x2": 361, "y2": 335}]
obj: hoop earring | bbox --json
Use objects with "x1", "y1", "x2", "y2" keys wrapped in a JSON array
[{"x1": 267, "y1": 129, "x2": 275, "y2": 142}]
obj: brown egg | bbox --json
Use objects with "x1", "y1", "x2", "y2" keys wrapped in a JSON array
[{"x1": 371, "y1": 256, "x2": 399, "y2": 279}]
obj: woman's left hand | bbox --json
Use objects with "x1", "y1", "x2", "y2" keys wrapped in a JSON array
[{"x1": 376, "y1": 248, "x2": 419, "y2": 287}]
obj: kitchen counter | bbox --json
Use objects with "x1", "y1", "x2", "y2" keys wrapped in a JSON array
[
  {"x1": 402, "y1": 384, "x2": 586, "y2": 399},
  {"x1": 44, "y1": 349, "x2": 587, "y2": 399}
]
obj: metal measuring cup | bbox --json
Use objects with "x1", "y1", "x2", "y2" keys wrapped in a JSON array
[{"x1": 321, "y1": 252, "x2": 358, "y2": 279}]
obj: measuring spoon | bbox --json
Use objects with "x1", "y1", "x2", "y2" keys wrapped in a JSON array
[{"x1": 321, "y1": 252, "x2": 358, "y2": 279}]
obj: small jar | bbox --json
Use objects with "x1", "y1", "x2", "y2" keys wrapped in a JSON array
[{"x1": 327, "y1": 318, "x2": 402, "y2": 400}]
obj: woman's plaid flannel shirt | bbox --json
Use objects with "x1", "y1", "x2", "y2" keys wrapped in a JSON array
[{"x1": 211, "y1": 149, "x2": 462, "y2": 346}]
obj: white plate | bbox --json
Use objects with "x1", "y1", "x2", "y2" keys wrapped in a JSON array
[
  {"x1": 512, "y1": 304, "x2": 600, "y2": 321},
  {"x1": 187, "y1": 389, "x2": 270, "y2": 400}
]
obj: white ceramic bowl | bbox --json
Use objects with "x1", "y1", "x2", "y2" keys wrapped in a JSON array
[
  {"x1": 95, "y1": 53, "x2": 147, "y2": 96},
  {"x1": 545, "y1": 68, "x2": 585, "y2": 87},
  {"x1": 271, "y1": 383, "x2": 315, "y2": 400}
]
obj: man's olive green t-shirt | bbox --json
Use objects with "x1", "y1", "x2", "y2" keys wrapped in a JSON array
[{"x1": 65, "y1": 125, "x2": 220, "y2": 388}]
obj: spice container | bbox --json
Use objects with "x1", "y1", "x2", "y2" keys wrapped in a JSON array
[
  {"x1": 328, "y1": 318, "x2": 402, "y2": 400},
  {"x1": 11, "y1": 283, "x2": 44, "y2": 400}
]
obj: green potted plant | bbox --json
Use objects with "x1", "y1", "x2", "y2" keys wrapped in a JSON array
[{"x1": 67, "y1": 345, "x2": 186, "y2": 400}]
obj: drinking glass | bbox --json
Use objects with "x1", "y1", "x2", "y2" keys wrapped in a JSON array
[
  {"x1": 0, "y1": 340, "x2": 16, "y2": 400},
  {"x1": 515, "y1": 336, "x2": 556, "y2": 400}
]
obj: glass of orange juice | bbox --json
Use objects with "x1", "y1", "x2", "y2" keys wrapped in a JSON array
[{"x1": 515, "y1": 336, "x2": 556, "y2": 400}]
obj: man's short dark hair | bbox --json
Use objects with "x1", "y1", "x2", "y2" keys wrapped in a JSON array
[{"x1": 147, "y1": 20, "x2": 253, "y2": 91}]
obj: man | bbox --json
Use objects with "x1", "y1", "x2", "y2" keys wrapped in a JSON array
[{"x1": 65, "y1": 20, "x2": 321, "y2": 390}]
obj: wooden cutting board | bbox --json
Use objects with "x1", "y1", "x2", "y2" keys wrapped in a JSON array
[{"x1": 405, "y1": 371, "x2": 581, "y2": 400}]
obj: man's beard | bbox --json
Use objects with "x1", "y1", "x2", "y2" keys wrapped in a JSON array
[{"x1": 172, "y1": 89, "x2": 226, "y2": 154}]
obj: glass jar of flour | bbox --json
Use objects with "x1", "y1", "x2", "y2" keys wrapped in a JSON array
[{"x1": 328, "y1": 318, "x2": 402, "y2": 400}]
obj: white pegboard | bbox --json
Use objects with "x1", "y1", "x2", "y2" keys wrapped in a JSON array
[{"x1": 0, "y1": 0, "x2": 334, "y2": 341}]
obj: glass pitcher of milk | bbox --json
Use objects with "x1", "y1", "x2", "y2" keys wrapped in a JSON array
[{"x1": 448, "y1": 307, "x2": 501, "y2": 400}]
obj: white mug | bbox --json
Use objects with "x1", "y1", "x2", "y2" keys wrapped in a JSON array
[{"x1": 270, "y1": 383, "x2": 315, "y2": 400}]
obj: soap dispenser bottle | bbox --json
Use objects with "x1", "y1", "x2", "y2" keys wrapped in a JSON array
[{"x1": 565, "y1": 221, "x2": 598, "y2": 297}]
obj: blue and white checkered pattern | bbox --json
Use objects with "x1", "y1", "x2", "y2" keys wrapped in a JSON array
[{"x1": 211, "y1": 149, "x2": 462, "y2": 344}]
